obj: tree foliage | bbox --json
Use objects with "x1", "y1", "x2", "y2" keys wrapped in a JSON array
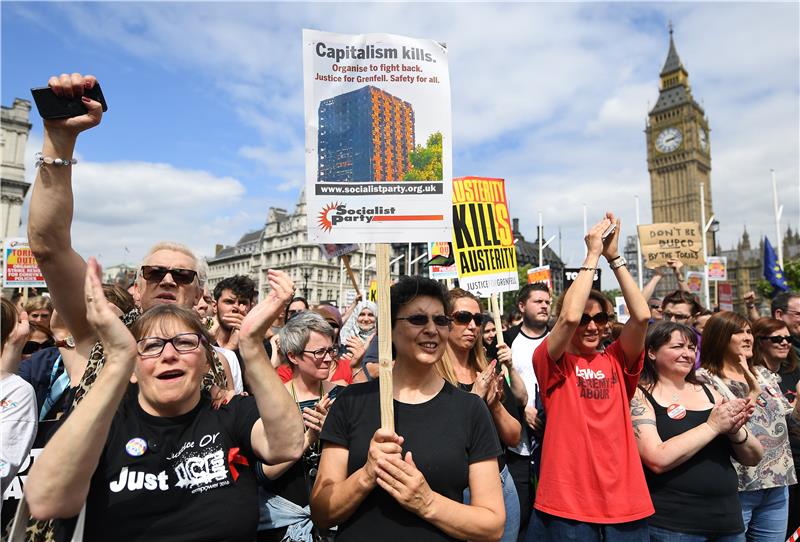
[{"x1": 404, "y1": 132, "x2": 443, "y2": 181}]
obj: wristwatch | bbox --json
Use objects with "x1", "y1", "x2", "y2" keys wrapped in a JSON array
[
  {"x1": 609, "y1": 256, "x2": 627, "y2": 270},
  {"x1": 54, "y1": 336, "x2": 76, "y2": 349}
]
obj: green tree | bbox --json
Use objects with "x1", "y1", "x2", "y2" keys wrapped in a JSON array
[
  {"x1": 756, "y1": 258, "x2": 800, "y2": 299},
  {"x1": 404, "y1": 132, "x2": 442, "y2": 181}
]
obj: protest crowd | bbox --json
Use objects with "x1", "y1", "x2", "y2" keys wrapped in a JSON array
[{"x1": 1, "y1": 71, "x2": 799, "y2": 542}]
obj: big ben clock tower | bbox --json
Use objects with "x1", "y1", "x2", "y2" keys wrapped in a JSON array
[{"x1": 646, "y1": 25, "x2": 713, "y2": 232}]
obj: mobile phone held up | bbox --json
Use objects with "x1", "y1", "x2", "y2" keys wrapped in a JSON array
[
  {"x1": 601, "y1": 223, "x2": 617, "y2": 241},
  {"x1": 30, "y1": 84, "x2": 108, "y2": 120}
]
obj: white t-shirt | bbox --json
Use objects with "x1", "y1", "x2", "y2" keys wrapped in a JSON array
[
  {"x1": 214, "y1": 347, "x2": 244, "y2": 395},
  {"x1": 509, "y1": 327, "x2": 548, "y2": 456},
  {"x1": 0, "y1": 373, "x2": 38, "y2": 494}
]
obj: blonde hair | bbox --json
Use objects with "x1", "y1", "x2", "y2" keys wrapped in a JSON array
[
  {"x1": 24, "y1": 295, "x2": 53, "y2": 314},
  {"x1": 436, "y1": 288, "x2": 488, "y2": 386},
  {"x1": 137, "y1": 241, "x2": 205, "y2": 287}
]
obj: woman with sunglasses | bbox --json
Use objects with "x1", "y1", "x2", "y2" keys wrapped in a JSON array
[
  {"x1": 528, "y1": 213, "x2": 654, "y2": 541},
  {"x1": 26, "y1": 259, "x2": 304, "y2": 541},
  {"x1": 438, "y1": 289, "x2": 522, "y2": 541},
  {"x1": 258, "y1": 311, "x2": 343, "y2": 541},
  {"x1": 698, "y1": 312, "x2": 799, "y2": 542},
  {"x1": 631, "y1": 321, "x2": 762, "y2": 541},
  {"x1": 311, "y1": 276, "x2": 505, "y2": 541},
  {"x1": 748, "y1": 318, "x2": 800, "y2": 539}
]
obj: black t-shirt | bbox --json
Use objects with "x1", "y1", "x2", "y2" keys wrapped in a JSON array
[
  {"x1": 458, "y1": 378, "x2": 521, "y2": 470},
  {"x1": 85, "y1": 393, "x2": 261, "y2": 541},
  {"x1": 320, "y1": 379, "x2": 501, "y2": 542}
]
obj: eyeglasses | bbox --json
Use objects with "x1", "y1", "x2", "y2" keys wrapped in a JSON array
[
  {"x1": 760, "y1": 335, "x2": 791, "y2": 344},
  {"x1": 137, "y1": 332, "x2": 204, "y2": 357},
  {"x1": 302, "y1": 346, "x2": 338, "y2": 361},
  {"x1": 663, "y1": 311, "x2": 691, "y2": 322},
  {"x1": 579, "y1": 312, "x2": 610, "y2": 326},
  {"x1": 396, "y1": 314, "x2": 452, "y2": 327},
  {"x1": 141, "y1": 265, "x2": 198, "y2": 285},
  {"x1": 451, "y1": 311, "x2": 484, "y2": 326},
  {"x1": 783, "y1": 309, "x2": 800, "y2": 318}
]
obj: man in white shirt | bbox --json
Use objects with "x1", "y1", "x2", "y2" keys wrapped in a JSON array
[{"x1": 504, "y1": 282, "x2": 551, "y2": 541}]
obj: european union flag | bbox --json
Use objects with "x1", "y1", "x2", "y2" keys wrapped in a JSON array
[{"x1": 764, "y1": 237, "x2": 789, "y2": 292}]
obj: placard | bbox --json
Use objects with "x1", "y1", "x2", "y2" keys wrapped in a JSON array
[
  {"x1": 427, "y1": 241, "x2": 458, "y2": 279},
  {"x1": 451, "y1": 177, "x2": 518, "y2": 296},
  {"x1": 686, "y1": 271, "x2": 704, "y2": 294},
  {"x1": 563, "y1": 267, "x2": 601, "y2": 291},
  {"x1": 527, "y1": 265, "x2": 552, "y2": 290},
  {"x1": 320, "y1": 243, "x2": 359, "y2": 260},
  {"x1": 718, "y1": 283, "x2": 733, "y2": 311},
  {"x1": 303, "y1": 29, "x2": 453, "y2": 243},
  {"x1": 615, "y1": 296, "x2": 630, "y2": 323},
  {"x1": 3, "y1": 238, "x2": 46, "y2": 288},
  {"x1": 707, "y1": 256, "x2": 727, "y2": 281},
  {"x1": 637, "y1": 222, "x2": 705, "y2": 269}
]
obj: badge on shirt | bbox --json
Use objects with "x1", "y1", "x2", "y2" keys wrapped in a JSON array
[
  {"x1": 756, "y1": 395, "x2": 768, "y2": 408},
  {"x1": 765, "y1": 385, "x2": 780, "y2": 398},
  {"x1": 125, "y1": 437, "x2": 148, "y2": 457},
  {"x1": 667, "y1": 403, "x2": 686, "y2": 420}
]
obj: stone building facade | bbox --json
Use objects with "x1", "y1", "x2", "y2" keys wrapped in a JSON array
[{"x1": 1, "y1": 99, "x2": 33, "y2": 240}]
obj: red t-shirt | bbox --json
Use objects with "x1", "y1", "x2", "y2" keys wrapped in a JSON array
[
  {"x1": 532, "y1": 338, "x2": 653, "y2": 524},
  {"x1": 276, "y1": 363, "x2": 353, "y2": 385}
]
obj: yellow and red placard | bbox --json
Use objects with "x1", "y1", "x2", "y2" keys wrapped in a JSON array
[
  {"x1": 451, "y1": 177, "x2": 518, "y2": 296},
  {"x1": 3, "y1": 238, "x2": 45, "y2": 288}
]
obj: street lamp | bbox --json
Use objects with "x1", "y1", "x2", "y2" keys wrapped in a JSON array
[
  {"x1": 709, "y1": 218, "x2": 720, "y2": 256},
  {"x1": 302, "y1": 268, "x2": 311, "y2": 300}
]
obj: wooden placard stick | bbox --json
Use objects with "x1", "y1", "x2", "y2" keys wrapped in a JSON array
[
  {"x1": 22, "y1": 287, "x2": 29, "y2": 306},
  {"x1": 375, "y1": 244, "x2": 394, "y2": 431},
  {"x1": 489, "y1": 294, "x2": 505, "y2": 347},
  {"x1": 341, "y1": 254, "x2": 362, "y2": 298}
]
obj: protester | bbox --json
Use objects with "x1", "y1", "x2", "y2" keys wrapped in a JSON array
[
  {"x1": 21, "y1": 321, "x2": 55, "y2": 360},
  {"x1": 194, "y1": 286, "x2": 215, "y2": 320},
  {"x1": 438, "y1": 288, "x2": 522, "y2": 542},
  {"x1": 648, "y1": 298, "x2": 664, "y2": 322},
  {"x1": 0, "y1": 298, "x2": 37, "y2": 494},
  {"x1": 257, "y1": 311, "x2": 343, "y2": 541},
  {"x1": 631, "y1": 321, "x2": 762, "y2": 541},
  {"x1": 24, "y1": 296, "x2": 53, "y2": 333},
  {"x1": 503, "y1": 282, "x2": 551, "y2": 540},
  {"x1": 751, "y1": 317, "x2": 800, "y2": 538},
  {"x1": 482, "y1": 314, "x2": 499, "y2": 362},
  {"x1": 529, "y1": 213, "x2": 653, "y2": 541},
  {"x1": 26, "y1": 74, "x2": 230, "y2": 412},
  {"x1": 311, "y1": 276, "x2": 505, "y2": 541},
  {"x1": 693, "y1": 308, "x2": 713, "y2": 335},
  {"x1": 772, "y1": 291, "x2": 800, "y2": 358},
  {"x1": 212, "y1": 274, "x2": 256, "y2": 351},
  {"x1": 342, "y1": 300, "x2": 379, "y2": 379},
  {"x1": 698, "y1": 311, "x2": 798, "y2": 542},
  {"x1": 25, "y1": 260, "x2": 304, "y2": 540},
  {"x1": 641, "y1": 259, "x2": 689, "y2": 302},
  {"x1": 286, "y1": 296, "x2": 310, "y2": 322}
]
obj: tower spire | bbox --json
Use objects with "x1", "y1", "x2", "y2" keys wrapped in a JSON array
[{"x1": 660, "y1": 22, "x2": 685, "y2": 77}]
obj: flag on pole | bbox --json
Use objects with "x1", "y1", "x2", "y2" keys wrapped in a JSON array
[{"x1": 764, "y1": 237, "x2": 789, "y2": 292}]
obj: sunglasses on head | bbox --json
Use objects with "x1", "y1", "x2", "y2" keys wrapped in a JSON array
[
  {"x1": 760, "y1": 335, "x2": 791, "y2": 344},
  {"x1": 141, "y1": 265, "x2": 197, "y2": 285},
  {"x1": 451, "y1": 311, "x2": 484, "y2": 326},
  {"x1": 396, "y1": 314, "x2": 452, "y2": 327},
  {"x1": 579, "y1": 312, "x2": 610, "y2": 326}
]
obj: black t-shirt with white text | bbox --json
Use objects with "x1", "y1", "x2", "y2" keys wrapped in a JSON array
[
  {"x1": 85, "y1": 393, "x2": 261, "y2": 541},
  {"x1": 320, "y1": 379, "x2": 501, "y2": 542}
]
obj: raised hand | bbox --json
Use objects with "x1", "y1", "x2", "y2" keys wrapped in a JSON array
[
  {"x1": 472, "y1": 360, "x2": 497, "y2": 400},
  {"x1": 45, "y1": 73, "x2": 103, "y2": 137},
  {"x1": 239, "y1": 270, "x2": 295, "y2": 342},
  {"x1": 585, "y1": 216, "x2": 612, "y2": 258},
  {"x1": 303, "y1": 394, "x2": 333, "y2": 447},
  {"x1": 601, "y1": 212, "x2": 621, "y2": 261},
  {"x1": 84, "y1": 257, "x2": 137, "y2": 369}
]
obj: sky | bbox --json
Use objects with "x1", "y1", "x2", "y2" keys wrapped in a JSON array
[{"x1": 3, "y1": 2, "x2": 799, "y2": 283}]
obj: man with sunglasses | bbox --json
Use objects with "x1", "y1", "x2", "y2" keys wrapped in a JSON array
[
  {"x1": 772, "y1": 291, "x2": 800, "y2": 357},
  {"x1": 527, "y1": 214, "x2": 653, "y2": 542}
]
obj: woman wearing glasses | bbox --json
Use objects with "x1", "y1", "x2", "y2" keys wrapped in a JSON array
[
  {"x1": 26, "y1": 259, "x2": 304, "y2": 541},
  {"x1": 311, "y1": 276, "x2": 505, "y2": 541},
  {"x1": 751, "y1": 317, "x2": 800, "y2": 539},
  {"x1": 437, "y1": 288, "x2": 522, "y2": 542},
  {"x1": 257, "y1": 311, "x2": 342, "y2": 541},
  {"x1": 527, "y1": 213, "x2": 654, "y2": 541},
  {"x1": 699, "y1": 313, "x2": 800, "y2": 542}
]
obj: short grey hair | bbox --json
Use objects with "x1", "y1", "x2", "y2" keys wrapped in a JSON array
[
  {"x1": 279, "y1": 312, "x2": 335, "y2": 358},
  {"x1": 136, "y1": 241, "x2": 205, "y2": 288}
]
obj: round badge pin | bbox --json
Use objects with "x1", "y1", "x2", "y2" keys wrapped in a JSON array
[
  {"x1": 667, "y1": 403, "x2": 687, "y2": 420},
  {"x1": 125, "y1": 437, "x2": 148, "y2": 457}
]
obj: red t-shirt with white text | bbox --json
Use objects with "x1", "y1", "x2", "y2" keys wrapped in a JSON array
[{"x1": 533, "y1": 338, "x2": 653, "y2": 523}]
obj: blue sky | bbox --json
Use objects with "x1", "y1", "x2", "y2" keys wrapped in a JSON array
[{"x1": 3, "y1": 2, "x2": 798, "y2": 279}]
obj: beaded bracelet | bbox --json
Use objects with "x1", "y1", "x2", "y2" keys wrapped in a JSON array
[
  {"x1": 35, "y1": 152, "x2": 78, "y2": 167},
  {"x1": 579, "y1": 266, "x2": 597, "y2": 272}
]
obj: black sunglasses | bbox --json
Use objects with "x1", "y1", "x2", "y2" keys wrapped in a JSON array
[
  {"x1": 579, "y1": 312, "x2": 610, "y2": 326},
  {"x1": 760, "y1": 335, "x2": 791, "y2": 344},
  {"x1": 451, "y1": 311, "x2": 484, "y2": 326},
  {"x1": 141, "y1": 265, "x2": 198, "y2": 285},
  {"x1": 396, "y1": 314, "x2": 452, "y2": 327}
]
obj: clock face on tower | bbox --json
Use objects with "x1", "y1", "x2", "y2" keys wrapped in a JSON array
[
  {"x1": 655, "y1": 127, "x2": 683, "y2": 153},
  {"x1": 698, "y1": 128, "x2": 708, "y2": 151}
]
